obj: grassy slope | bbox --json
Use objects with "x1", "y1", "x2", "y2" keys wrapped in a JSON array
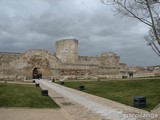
[
  {"x1": 64, "y1": 79, "x2": 160, "y2": 111},
  {"x1": 0, "y1": 83, "x2": 59, "y2": 108}
]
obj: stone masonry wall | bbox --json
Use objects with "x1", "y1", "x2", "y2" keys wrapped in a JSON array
[
  {"x1": 100, "y1": 52, "x2": 120, "y2": 67},
  {"x1": 56, "y1": 39, "x2": 78, "y2": 64},
  {"x1": 78, "y1": 56, "x2": 100, "y2": 65},
  {"x1": 0, "y1": 52, "x2": 21, "y2": 76},
  {"x1": 0, "y1": 49, "x2": 61, "y2": 78},
  {"x1": 0, "y1": 39, "x2": 129, "y2": 80}
]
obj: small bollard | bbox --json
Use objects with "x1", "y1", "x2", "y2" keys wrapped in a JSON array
[
  {"x1": 35, "y1": 83, "x2": 39, "y2": 87},
  {"x1": 79, "y1": 85, "x2": 85, "y2": 91},
  {"x1": 5, "y1": 80, "x2": 7, "y2": 83},
  {"x1": 41, "y1": 90, "x2": 48, "y2": 96},
  {"x1": 60, "y1": 81, "x2": 64, "y2": 85},
  {"x1": 134, "y1": 96, "x2": 146, "y2": 108}
]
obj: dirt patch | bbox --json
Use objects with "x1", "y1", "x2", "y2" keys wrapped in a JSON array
[{"x1": 0, "y1": 108, "x2": 70, "y2": 120}]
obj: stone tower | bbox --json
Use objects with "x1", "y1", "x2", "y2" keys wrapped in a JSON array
[{"x1": 55, "y1": 39, "x2": 78, "y2": 63}]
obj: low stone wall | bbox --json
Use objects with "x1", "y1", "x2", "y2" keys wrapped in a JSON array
[
  {"x1": 133, "y1": 73, "x2": 155, "y2": 77},
  {"x1": 0, "y1": 76, "x2": 25, "y2": 81}
]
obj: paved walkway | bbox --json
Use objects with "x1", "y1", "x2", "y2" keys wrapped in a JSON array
[
  {"x1": 37, "y1": 79, "x2": 159, "y2": 120},
  {"x1": 151, "y1": 103, "x2": 160, "y2": 115}
]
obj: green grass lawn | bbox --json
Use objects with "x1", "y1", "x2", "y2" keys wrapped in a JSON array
[
  {"x1": 63, "y1": 79, "x2": 160, "y2": 111},
  {"x1": 0, "y1": 83, "x2": 59, "y2": 108}
]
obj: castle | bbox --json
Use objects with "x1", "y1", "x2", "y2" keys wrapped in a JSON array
[{"x1": 0, "y1": 39, "x2": 128, "y2": 80}]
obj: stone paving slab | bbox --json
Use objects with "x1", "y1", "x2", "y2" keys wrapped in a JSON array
[{"x1": 37, "y1": 79, "x2": 159, "y2": 120}]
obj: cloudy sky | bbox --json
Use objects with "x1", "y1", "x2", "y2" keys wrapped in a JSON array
[{"x1": 0, "y1": 0, "x2": 159, "y2": 66}]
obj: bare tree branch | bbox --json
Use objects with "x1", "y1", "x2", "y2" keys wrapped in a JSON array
[{"x1": 100, "y1": 0, "x2": 160, "y2": 56}]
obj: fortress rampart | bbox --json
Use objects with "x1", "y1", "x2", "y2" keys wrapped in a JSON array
[{"x1": 0, "y1": 39, "x2": 129, "y2": 80}]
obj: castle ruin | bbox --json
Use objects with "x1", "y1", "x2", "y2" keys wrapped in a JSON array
[{"x1": 0, "y1": 39, "x2": 128, "y2": 80}]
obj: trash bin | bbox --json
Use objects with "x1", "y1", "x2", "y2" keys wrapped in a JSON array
[
  {"x1": 79, "y1": 85, "x2": 85, "y2": 90},
  {"x1": 41, "y1": 90, "x2": 48, "y2": 96},
  {"x1": 134, "y1": 96, "x2": 146, "y2": 108}
]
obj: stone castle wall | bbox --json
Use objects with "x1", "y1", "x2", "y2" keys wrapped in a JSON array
[
  {"x1": 56, "y1": 39, "x2": 78, "y2": 64},
  {"x1": 100, "y1": 52, "x2": 120, "y2": 66},
  {"x1": 78, "y1": 56, "x2": 100, "y2": 65},
  {"x1": 0, "y1": 52, "x2": 21, "y2": 76},
  {"x1": 0, "y1": 39, "x2": 128, "y2": 80},
  {"x1": 0, "y1": 49, "x2": 61, "y2": 77}
]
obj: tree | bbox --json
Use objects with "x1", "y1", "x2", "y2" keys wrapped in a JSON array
[{"x1": 100, "y1": 0, "x2": 160, "y2": 56}]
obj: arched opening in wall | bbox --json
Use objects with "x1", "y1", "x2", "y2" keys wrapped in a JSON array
[{"x1": 32, "y1": 67, "x2": 42, "y2": 79}]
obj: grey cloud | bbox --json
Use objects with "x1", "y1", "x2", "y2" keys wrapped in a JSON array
[
  {"x1": 117, "y1": 46, "x2": 160, "y2": 66},
  {"x1": 0, "y1": 0, "x2": 159, "y2": 66}
]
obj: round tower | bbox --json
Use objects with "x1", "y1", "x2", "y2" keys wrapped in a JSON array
[{"x1": 55, "y1": 39, "x2": 78, "y2": 63}]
